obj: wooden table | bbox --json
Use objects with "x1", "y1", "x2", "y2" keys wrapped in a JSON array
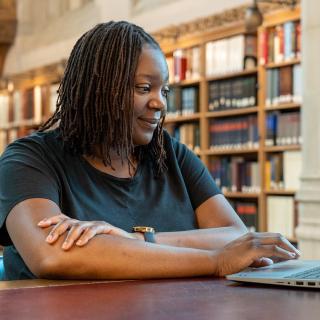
[{"x1": 0, "y1": 278, "x2": 320, "y2": 320}]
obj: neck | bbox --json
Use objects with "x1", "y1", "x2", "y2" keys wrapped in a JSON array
[{"x1": 83, "y1": 147, "x2": 138, "y2": 178}]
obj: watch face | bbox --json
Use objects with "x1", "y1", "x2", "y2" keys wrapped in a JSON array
[
  {"x1": 132, "y1": 226, "x2": 156, "y2": 243},
  {"x1": 133, "y1": 226, "x2": 155, "y2": 233}
]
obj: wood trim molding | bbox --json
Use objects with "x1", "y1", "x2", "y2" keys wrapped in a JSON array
[
  {"x1": 153, "y1": 1, "x2": 300, "y2": 45},
  {"x1": 4, "y1": 59, "x2": 67, "y2": 89}
]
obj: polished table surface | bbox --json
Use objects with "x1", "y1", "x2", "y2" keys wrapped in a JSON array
[{"x1": 1, "y1": 277, "x2": 320, "y2": 320}]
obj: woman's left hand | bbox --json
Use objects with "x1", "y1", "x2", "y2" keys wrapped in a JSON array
[{"x1": 38, "y1": 214, "x2": 142, "y2": 250}]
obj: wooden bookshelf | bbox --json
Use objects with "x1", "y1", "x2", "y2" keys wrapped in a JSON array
[
  {"x1": 265, "y1": 57, "x2": 301, "y2": 69},
  {"x1": 264, "y1": 145, "x2": 301, "y2": 153},
  {"x1": 165, "y1": 113, "x2": 201, "y2": 123},
  {"x1": 258, "y1": 7, "x2": 301, "y2": 240},
  {"x1": 205, "y1": 106, "x2": 258, "y2": 118},
  {"x1": 203, "y1": 148, "x2": 259, "y2": 156},
  {"x1": 171, "y1": 78, "x2": 201, "y2": 87},
  {"x1": 223, "y1": 192, "x2": 260, "y2": 199},
  {"x1": 0, "y1": 61, "x2": 65, "y2": 155},
  {"x1": 264, "y1": 190, "x2": 296, "y2": 195},
  {"x1": 0, "y1": 5, "x2": 302, "y2": 239},
  {"x1": 206, "y1": 68, "x2": 258, "y2": 82},
  {"x1": 159, "y1": 6, "x2": 302, "y2": 236},
  {"x1": 264, "y1": 102, "x2": 300, "y2": 111}
]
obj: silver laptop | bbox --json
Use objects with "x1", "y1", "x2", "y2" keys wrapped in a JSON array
[{"x1": 226, "y1": 260, "x2": 320, "y2": 288}]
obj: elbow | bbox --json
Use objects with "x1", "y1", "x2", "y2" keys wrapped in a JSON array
[
  {"x1": 28, "y1": 248, "x2": 70, "y2": 279},
  {"x1": 31, "y1": 254, "x2": 63, "y2": 279}
]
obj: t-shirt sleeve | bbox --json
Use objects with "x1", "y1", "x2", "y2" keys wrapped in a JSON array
[
  {"x1": 0, "y1": 138, "x2": 60, "y2": 245},
  {"x1": 172, "y1": 137, "x2": 222, "y2": 210}
]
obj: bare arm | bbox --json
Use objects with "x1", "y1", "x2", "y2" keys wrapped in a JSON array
[
  {"x1": 39, "y1": 195, "x2": 248, "y2": 251},
  {"x1": 7, "y1": 198, "x2": 299, "y2": 280},
  {"x1": 6, "y1": 198, "x2": 217, "y2": 279},
  {"x1": 155, "y1": 195, "x2": 248, "y2": 250}
]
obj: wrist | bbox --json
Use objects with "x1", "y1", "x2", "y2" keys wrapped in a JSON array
[
  {"x1": 208, "y1": 250, "x2": 221, "y2": 276},
  {"x1": 132, "y1": 232, "x2": 145, "y2": 241},
  {"x1": 132, "y1": 226, "x2": 156, "y2": 243}
]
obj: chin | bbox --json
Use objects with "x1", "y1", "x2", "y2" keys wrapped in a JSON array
[
  {"x1": 133, "y1": 137, "x2": 153, "y2": 146},
  {"x1": 133, "y1": 133, "x2": 154, "y2": 146}
]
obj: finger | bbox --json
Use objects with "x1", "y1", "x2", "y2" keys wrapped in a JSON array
[
  {"x1": 38, "y1": 213, "x2": 68, "y2": 227},
  {"x1": 46, "y1": 219, "x2": 75, "y2": 244},
  {"x1": 76, "y1": 224, "x2": 113, "y2": 246},
  {"x1": 62, "y1": 224, "x2": 89, "y2": 250},
  {"x1": 258, "y1": 233, "x2": 301, "y2": 256},
  {"x1": 107, "y1": 226, "x2": 135, "y2": 239},
  {"x1": 76, "y1": 227, "x2": 97, "y2": 246},
  {"x1": 259, "y1": 244, "x2": 297, "y2": 260},
  {"x1": 251, "y1": 257, "x2": 274, "y2": 268}
]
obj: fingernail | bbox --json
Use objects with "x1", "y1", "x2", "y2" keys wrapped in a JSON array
[
  {"x1": 290, "y1": 252, "x2": 296, "y2": 258},
  {"x1": 46, "y1": 235, "x2": 53, "y2": 242},
  {"x1": 76, "y1": 240, "x2": 82, "y2": 245},
  {"x1": 62, "y1": 242, "x2": 68, "y2": 250},
  {"x1": 38, "y1": 221, "x2": 45, "y2": 226}
]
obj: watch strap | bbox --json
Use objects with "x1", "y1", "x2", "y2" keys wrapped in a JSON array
[
  {"x1": 143, "y1": 231, "x2": 156, "y2": 243},
  {"x1": 133, "y1": 226, "x2": 156, "y2": 243}
]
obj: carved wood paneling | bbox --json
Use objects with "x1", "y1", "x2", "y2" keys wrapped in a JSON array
[{"x1": 153, "y1": 1, "x2": 300, "y2": 43}]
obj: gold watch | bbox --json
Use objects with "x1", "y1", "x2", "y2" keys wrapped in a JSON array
[{"x1": 133, "y1": 226, "x2": 156, "y2": 243}]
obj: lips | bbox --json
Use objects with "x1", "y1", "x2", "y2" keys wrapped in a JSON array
[{"x1": 138, "y1": 117, "x2": 160, "y2": 129}]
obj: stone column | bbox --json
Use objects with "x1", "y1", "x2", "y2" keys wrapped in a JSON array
[{"x1": 295, "y1": 0, "x2": 320, "y2": 258}]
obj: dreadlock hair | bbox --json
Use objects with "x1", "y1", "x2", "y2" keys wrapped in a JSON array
[{"x1": 40, "y1": 21, "x2": 167, "y2": 176}]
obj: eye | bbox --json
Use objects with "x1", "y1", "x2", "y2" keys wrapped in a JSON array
[
  {"x1": 162, "y1": 86, "x2": 170, "y2": 98},
  {"x1": 135, "y1": 84, "x2": 151, "y2": 94}
]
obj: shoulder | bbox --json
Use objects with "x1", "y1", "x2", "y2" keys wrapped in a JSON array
[
  {"x1": 163, "y1": 130, "x2": 185, "y2": 153},
  {"x1": 162, "y1": 130, "x2": 196, "y2": 163},
  {"x1": 1, "y1": 129, "x2": 61, "y2": 159},
  {"x1": 0, "y1": 129, "x2": 64, "y2": 171}
]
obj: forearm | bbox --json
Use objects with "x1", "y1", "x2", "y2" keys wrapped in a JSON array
[
  {"x1": 155, "y1": 226, "x2": 247, "y2": 250},
  {"x1": 37, "y1": 234, "x2": 217, "y2": 280}
]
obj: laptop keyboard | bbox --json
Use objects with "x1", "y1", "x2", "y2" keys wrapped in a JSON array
[{"x1": 284, "y1": 266, "x2": 320, "y2": 279}]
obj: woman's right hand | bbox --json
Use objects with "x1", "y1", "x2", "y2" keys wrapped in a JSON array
[
  {"x1": 213, "y1": 232, "x2": 301, "y2": 276},
  {"x1": 38, "y1": 214, "x2": 139, "y2": 251}
]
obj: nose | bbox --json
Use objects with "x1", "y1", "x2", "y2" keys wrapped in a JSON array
[{"x1": 148, "y1": 91, "x2": 166, "y2": 113}]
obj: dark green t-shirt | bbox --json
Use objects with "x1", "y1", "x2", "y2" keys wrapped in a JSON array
[{"x1": 0, "y1": 129, "x2": 221, "y2": 280}]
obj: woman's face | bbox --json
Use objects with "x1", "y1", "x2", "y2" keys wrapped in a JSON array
[{"x1": 132, "y1": 45, "x2": 169, "y2": 146}]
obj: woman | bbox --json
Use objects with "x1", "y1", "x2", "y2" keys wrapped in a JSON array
[{"x1": 0, "y1": 21, "x2": 299, "y2": 280}]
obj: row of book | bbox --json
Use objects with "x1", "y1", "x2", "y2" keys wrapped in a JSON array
[
  {"x1": 0, "y1": 84, "x2": 59, "y2": 129},
  {"x1": 229, "y1": 200, "x2": 258, "y2": 232},
  {"x1": 208, "y1": 76, "x2": 257, "y2": 111},
  {"x1": 206, "y1": 34, "x2": 257, "y2": 77},
  {"x1": 167, "y1": 86, "x2": 199, "y2": 117},
  {"x1": 267, "y1": 195, "x2": 296, "y2": 240},
  {"x1": 0, "y1": 94, "x2": 10, "y2": 128},
  {"x1": 166, "y1": 47, "x2": 201, "y2": 83},
  {"x1": 209, "y1": 115, "x2": 259, "y2": 149},
  {"x1": 265, "y1": 150, "x2": 302, "y2": 191},
  {"x1": 230, "y1": 194, "x2": 297, "y2": 238},
  {"x1": 265, "y1": 110, "x2": 301, "y2": 146},
  {"x1": 265, "y1": 64, "x2": 302, "y2": 106},
  {"x1": 209, "y1": 157, "x2": 260, "y2": 193},
  {"x1": 0, "y1": 127, "x2": 35, "y2": 155},
  {"x1": 166, "y1": 122, "x2": 200, "y2": 152},
  {"x1": 259, "y1": 21, "x2": 301, "y2": 65}
]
